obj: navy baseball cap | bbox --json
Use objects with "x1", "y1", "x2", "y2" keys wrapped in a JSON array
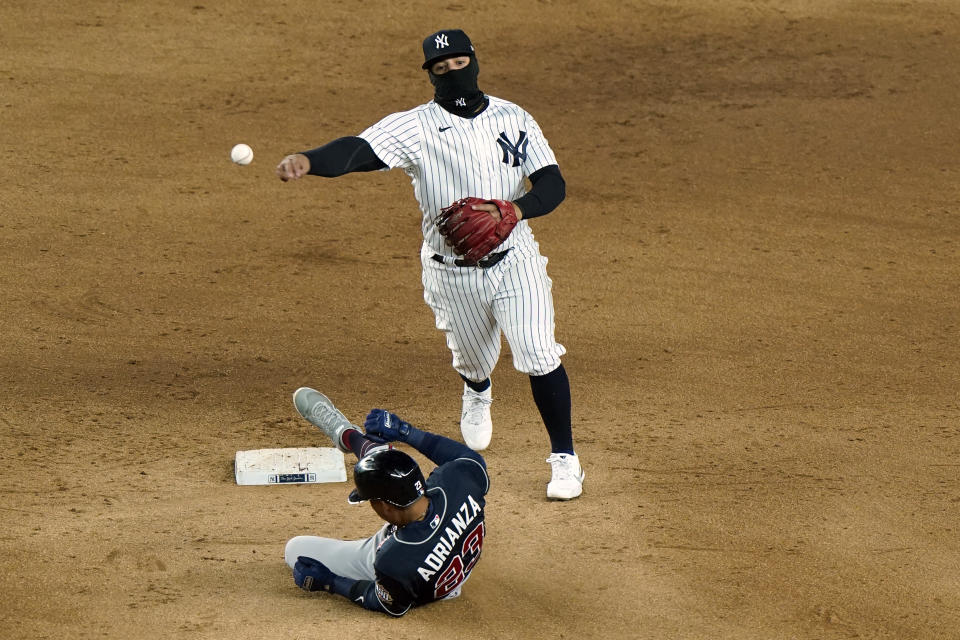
[{"x1": 422, "y1": 29, "x2": 475, "y2": 69}]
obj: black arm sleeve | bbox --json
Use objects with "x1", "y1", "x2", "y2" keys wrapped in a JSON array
[
  {"x1": 513, "y1": 164, "x2": 566, "y2": 219},
  {"x1": 301, "y1": 136, "x2": 387, "y2": 177}
]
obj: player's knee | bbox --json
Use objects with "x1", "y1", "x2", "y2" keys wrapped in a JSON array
[
  {"x1": 284, "y1": 536, "x2": 309, "y2": 568},
  {"x1": 513, "y1": 352, "x2": 561, "y2": 377},
  {"x1": 453, "y1": 361, "x2": 494, "y2": 383},
  {"x1": 518, "y1": 362, "x2": 559, "y2": 377}
]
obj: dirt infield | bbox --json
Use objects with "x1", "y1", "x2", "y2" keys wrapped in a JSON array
[{"x1": 3, "y1": 1, "x2": 959, "y2": 638}]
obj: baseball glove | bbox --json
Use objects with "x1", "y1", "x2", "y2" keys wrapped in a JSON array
[{"x1": 436, "y1": 197, "x2": 519, "y2": 265}]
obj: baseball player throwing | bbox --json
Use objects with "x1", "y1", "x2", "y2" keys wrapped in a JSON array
[
  {"x1": 276, "y1": 29, "x2": 583, "y2": 500},
  {"x1": 285, "y1": 387, "x2": 489, "y2": 615}
]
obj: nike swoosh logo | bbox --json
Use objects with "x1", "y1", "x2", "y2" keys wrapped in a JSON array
[{"x1": 439, "y1": 126, "x2": 453, "y2": 132}]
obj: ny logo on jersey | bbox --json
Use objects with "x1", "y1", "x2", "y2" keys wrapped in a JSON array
[
  {"x1": 496, "y1": 131, "x2": 529, "y2": 167},
  {"x1": 435, "y1": 34, "x2": 449, "y2": 49}
]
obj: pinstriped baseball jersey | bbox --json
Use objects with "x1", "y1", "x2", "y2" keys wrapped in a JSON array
[
  {"x1": 358, "y1": 95, "x2": 565, "y2": 379},
  {"x1": 359, "y1": 96, "x2": 557, "y2": 257}
]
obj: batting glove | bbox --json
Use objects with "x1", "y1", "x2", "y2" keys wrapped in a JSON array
[
  {"x1": 293, "y1": 556, "x2": 335, "y2": 592},
  {"x1": 363, "y1": 409, "x2": 412, "y2": 443}
]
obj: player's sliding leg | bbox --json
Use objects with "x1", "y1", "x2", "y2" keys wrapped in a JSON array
[
  {"x1": 342, "y1": 429, "x2": 388, "y2": 459},
  {"x1": 284, "y1": 524, "x2": 392, "y2": 580},
  {"x1": 292, "y1": 387, "x2": 385, "y2": 459}
]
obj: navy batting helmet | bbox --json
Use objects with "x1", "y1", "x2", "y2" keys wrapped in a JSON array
[{"x1": 348, "y1": 447, "x2": 426, "y2": 508}]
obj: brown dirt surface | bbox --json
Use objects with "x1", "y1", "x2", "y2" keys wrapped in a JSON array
[{"x1": 3, "y1": 1, "x2": 959, "y2": 638}]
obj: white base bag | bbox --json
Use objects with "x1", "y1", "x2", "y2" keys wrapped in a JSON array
[{"x1": 235, "y1": 447, "x2": 347, "y2": 485}]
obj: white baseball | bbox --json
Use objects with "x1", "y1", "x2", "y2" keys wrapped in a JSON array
[{"x1": 230, "y1": 143, "x2": 253, "y2": 165}]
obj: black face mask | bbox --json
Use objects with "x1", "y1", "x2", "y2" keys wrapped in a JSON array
[{"x1": 428, "y1": 57, "x2": 487, "y2": 118}]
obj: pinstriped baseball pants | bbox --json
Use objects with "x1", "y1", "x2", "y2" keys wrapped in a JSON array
[{"x1": 421, "y1": 250, "x2": 566, "y2": 381}]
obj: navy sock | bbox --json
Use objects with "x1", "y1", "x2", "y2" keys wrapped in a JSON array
[
  {"x1": 529, "y1": 364, "x2": 574, "y2": 455},
  {"x1": 344, "y1": 429, "x2": 385, "y2": 460},
  {"x1": 459, "y1": 374, "x2": 491, "y2": 393}
]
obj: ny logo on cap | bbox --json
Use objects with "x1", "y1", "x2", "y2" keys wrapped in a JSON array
[{"x1": 435, "y1": 34, "x2": 449, "y2": 49}]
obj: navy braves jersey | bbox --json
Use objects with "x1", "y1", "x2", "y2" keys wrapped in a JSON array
[{"x1": 366, "y1": 453, "x2": 489, "y2": 615}]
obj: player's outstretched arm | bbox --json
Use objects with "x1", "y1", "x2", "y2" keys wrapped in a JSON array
[
  {"x1": 276, "y1": 137, "x2": 387, "y2": 181},
  {"x1": 363, "y1": 409, "x2": 486, "y2": 468}
]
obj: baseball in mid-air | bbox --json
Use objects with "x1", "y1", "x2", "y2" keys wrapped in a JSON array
[{"x1": 231, "y1": 143, "x2": 254, "y2": 165}]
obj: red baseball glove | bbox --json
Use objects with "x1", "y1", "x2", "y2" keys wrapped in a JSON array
[{"x1": 436, "y1": 197, "x2": 519, "y2": 265}]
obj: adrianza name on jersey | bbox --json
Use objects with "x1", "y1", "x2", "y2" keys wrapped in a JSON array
[{"x1": 418, "y1": 495, "x2": 483, "y2": 580}]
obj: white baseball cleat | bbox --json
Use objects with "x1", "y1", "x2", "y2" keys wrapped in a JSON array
[
  {"x1": 460, "y1": 383, "x2": 493, "y2": 451},
  {"x1": 546, "y1": 453, "x2": 585, "y2": 500},
  {"x1": 292, "y1": 387, "x2": 357, "y2": 454}
]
